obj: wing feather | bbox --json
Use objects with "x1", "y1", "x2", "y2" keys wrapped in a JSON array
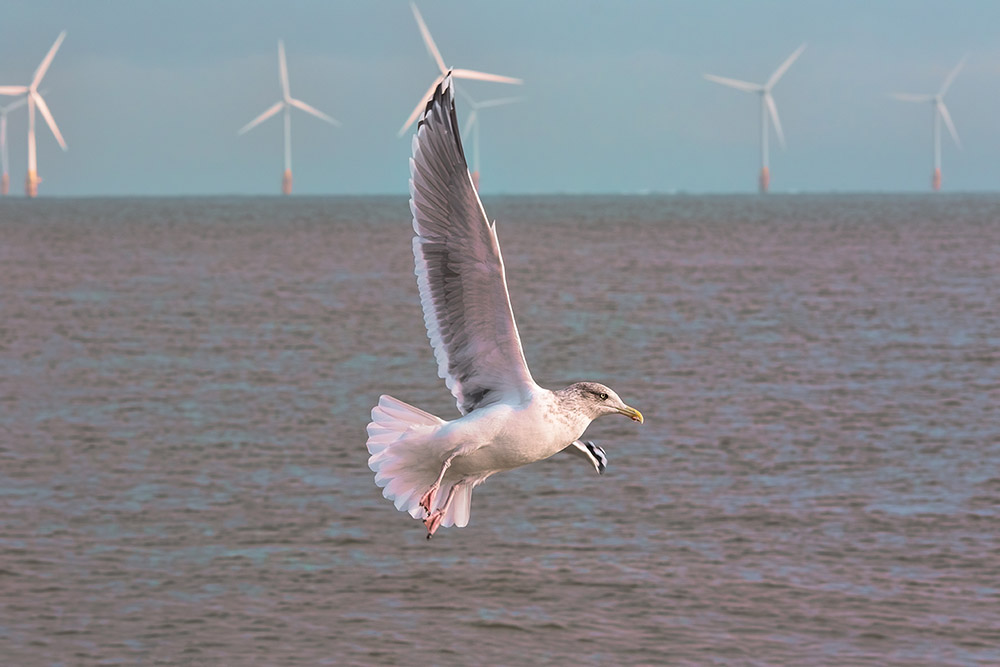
[{"x1": 408, "y1": 74, "x2": 535, "y2": 414}]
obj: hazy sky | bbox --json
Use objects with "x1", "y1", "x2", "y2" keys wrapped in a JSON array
[{"x1": 2, "y1": 0, "x2": 999, "y2": 195}]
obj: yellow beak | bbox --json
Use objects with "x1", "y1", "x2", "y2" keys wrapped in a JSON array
[{"x1": 619, "y1": 406, "x2": 644, "y2": 423}]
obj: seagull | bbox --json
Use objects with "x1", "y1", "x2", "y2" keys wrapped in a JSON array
[{"x1": 366, "y1": 75, "x2": 643, "y2": 539}]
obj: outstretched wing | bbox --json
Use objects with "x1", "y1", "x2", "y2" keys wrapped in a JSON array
[{"x1": 409, "y1": 74, "x2": 536, "y2": 415}]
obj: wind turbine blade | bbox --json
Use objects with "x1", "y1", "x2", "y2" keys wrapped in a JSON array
[
  {"x1": 451, "y1": 69, "x2": 522, "y2": 85},
  {"x1": 278, "y1": 40, "x2": 291, "y2": 101},
  {"x1": 1, "y1": 94, "x2": 31, "y2": 114},
  {"x1": 703, "y1": 73, "x2": 762, "y2": 93},
  {"x1": 411, "y1": 2, "x2": 447, "y2": 75},
  {"x1": 938, "y1": 102, "x2": 961, "y2": 148},
  {"x1": 32, "y1": 30, "x2": 67, "y2": 89},
  {"x1": 33, "y1": 92, "x2": 67, "y2": 150},
  {"x1": 764, "y1": 93, "x2": 785, "y2": 148},
  {"x1": 939, "y1": 54, "x2": 967, "y2": 96},
  {"x1": 0, "y1": 86, "x2": 29, "y2": 96},
  {"x1": 397, "y1": 76, "x2": 444, "y2": 136},
  {"x1": 891, "y1": 92, "x2": 934, "y2": 102},
  {"x1": 463, "y1": 110, "x2": 477, "y2": 138},
  {"x1": 289, "y1": 98, "x2": 341, "y2": 126},
  {"x1": 475, "y1": 96, "x2": 523, "y2": 109},
  {"x1": 455, "y1": 85, "x2": 475, "y2": 107},
  {"x1": 238, "y1": 101, "x2": 284, "y2": 134},
  {"x1": 766, "y1": 43, "x2": 806, "y2": 90}
]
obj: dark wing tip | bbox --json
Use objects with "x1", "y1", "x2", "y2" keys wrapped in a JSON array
[
  {"x1": 583, "y1": 441, "x2": 608, "y2": 475},
  {"x1": 415, "y1": 71, "x2": 468, "y2": 166}
]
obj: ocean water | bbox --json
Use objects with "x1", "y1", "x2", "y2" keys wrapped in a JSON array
[{"x1": 1, "y1": 194, "x2": 998, "y2": 665}]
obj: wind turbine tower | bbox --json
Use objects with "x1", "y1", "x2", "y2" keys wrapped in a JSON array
[
  {"x1": 704, "y1": 44, "x2": 806, "y2": 193},
  {"x1": 892, "y1": 56, "x2": 966, "y2": 191},
  {"x1": 457, "y1": 88, "x2": 521, "y2": 190},
  {"x1": 0, "y1": 95, "x2": 30, "y2": 195},
  {"x1": 0, "y1": 31, "x2": 69, "y2": 198},
  {"x1": 239, "y1": 40, "x2": 340, "y2": 195}
]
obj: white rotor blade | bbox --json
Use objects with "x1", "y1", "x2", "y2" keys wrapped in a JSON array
[
  {"x1": 278, "y1": 40, "x2": 291, "y2": 101},
  {"x1": 939, "y1": 54, "x2": 967, "y2": 96},
  {"x1": 238, "y1": 100, "x2": 283, "y2": 135},
  {"x1": 938, "y1": 101, "x2": 961, "y2": 148},
  {"x1": 33, "y1": 92, "x2": 67, "y2": 150},
  {"x1": 289, "y1": 98, "x2": 341, "y2": 126},
  {"x1": 475, "y1": 96, "x2": 523, "y2": 109},
  {"x1": 32, "y1": 30, "x2": 67, "y2": 89},
  {"x1": 703, "y1": 73, "x2": 762, "y2": 93},
  {"x1": 764, "y1": 93, "x2": 785, "y2": 148},
  {"x1": 397, "y1": 75, "x2": 444, "y2": 137},
  {"x1": 891, "y1": 92, "x2": 934, "y2": 103},
  {"x1": 410, "y1": 2, "x2": 447, "y2": 75},
  {"x1": 452, "y1": 69, "x2": 522, "y2": 85},
  {"x1": 1, "y1": 94, "x2": 31, "y2": 113},
  {"x1": 0, "y1": 86, "x2": 29, "y2": 96},
  {"x1": 463, "y1": 109, "x2": 478, "y2": 138},
  {"x1": 766, "y1": 43, "x2": 806, "y2": 90},
  {"x1": 455, "y1": 84, "x2": 476, "y2": 107}
]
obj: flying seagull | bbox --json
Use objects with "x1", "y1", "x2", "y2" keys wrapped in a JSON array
[{"x1": 367, "y1": 75, "x2": 643, "y2": 539}]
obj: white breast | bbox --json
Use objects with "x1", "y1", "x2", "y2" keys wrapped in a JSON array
[{"x1": 445, "y1": 389, "x2": 591, "y2": 477}]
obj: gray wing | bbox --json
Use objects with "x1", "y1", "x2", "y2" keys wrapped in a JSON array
[
  {"x1": 409, "y1": 74, "x2": 536, "y2": 415},
  {"x1": 561, "y1": 440, "x2": 607, "y2": 475}
]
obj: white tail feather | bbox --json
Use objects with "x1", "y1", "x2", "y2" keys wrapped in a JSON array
[{"x1": 366, "y1": 395, "x2": 476, "y2": 527}]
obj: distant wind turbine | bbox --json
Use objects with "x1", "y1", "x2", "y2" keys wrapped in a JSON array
[
  {"x1": 398, "y1": 2, "x2": 522, "y2": 137},
  {"x1": 0, "y1": 94, "x2": 30, "y2": 196},
  {"x1": 239, "y1": 40, "x2": 340, "y2": 195},
  {"x1": 704, "y1": 44, "x2": 806, "y2": 193},
  {"x1": 1, "y1": 31, "x2": 69, "y2": 198},
  {"x1": 891, "y1": 56, "x2": 966, "y2": 191},
  {"x1": 457, "y1": 87, "x2": 521, "y2": 190}
]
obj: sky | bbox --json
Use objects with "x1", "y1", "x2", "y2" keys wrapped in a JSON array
[{"x1": 1, "y1": 0, "x2": 999, "y2": 196}]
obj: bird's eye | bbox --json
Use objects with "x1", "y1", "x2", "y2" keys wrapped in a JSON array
[{"x1": 599, "y1": 393, "x2": 608, "y2": 401}]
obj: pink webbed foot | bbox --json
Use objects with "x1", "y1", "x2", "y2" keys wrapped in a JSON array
[
  {"x1": 424, "y1": 510, "x2": 445, "y2": 539},
  {"x1": 419, "y1": 484, "x2": 439, "y2": 514}
]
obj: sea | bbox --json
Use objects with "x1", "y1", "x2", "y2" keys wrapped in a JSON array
[{"x1": 1, "y1": 194, "x2": 998, "y2": 665}]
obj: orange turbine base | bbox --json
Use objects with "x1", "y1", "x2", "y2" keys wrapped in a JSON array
[
  {"x1": 1, "y1": 173, "x2": 8, "y2": 196},
  {"x1": 25, "y1": 170, "x2": 38, "y2": 198},
  {"x1": 932, "y1": 168, "x2": 941, "y2": 192},
  {"x1": 282, "y1": 169, "x2": 293, "y2": 195},
  {"x1": 759, "y1": 167, "x2": 770, "y2": 194},
  {"x1": 470, "y1": 171, "x2": 480, "y2": 192}
]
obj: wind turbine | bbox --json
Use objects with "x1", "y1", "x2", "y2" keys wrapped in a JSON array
[
  {"x1": 1, "y1": 31, "x2": 69, "y2": 198},
  {"x1": 239, "y1": 40, "x2": 340, "y2": 195},
  {"x1": 704, "y1": 44, "x2": 806, "y2": 193},
  {"x1": 892, "y1": 56, "x2": 966, "y2": 191},
  {"x1": 0, "y1": 94, "x2": 30, "y2": 196},
  {"x1": 457, "y1": 87, "x2": 521, "y2": 190},
  {"x1": 397, "y1": 2, "x2": 522, "y2": 137}
]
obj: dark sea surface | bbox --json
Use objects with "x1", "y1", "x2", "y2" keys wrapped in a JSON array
[{"x1": 1, "y1": 194, "x2": 998, "y2": 665}]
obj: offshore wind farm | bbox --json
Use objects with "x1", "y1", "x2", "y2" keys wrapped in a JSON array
[
  {"x1": 2, "y1": 3, "x2": 1000, "y2": 664},
  {"x1": 0, "y1": 4, "x2": 996, "y2": 195}
]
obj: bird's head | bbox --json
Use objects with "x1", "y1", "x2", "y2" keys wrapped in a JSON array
[{"x1": 559, "y1": 382, "x2": 644, "y2": 424}]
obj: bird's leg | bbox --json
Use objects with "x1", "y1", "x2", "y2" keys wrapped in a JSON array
[
  {"x1": 420, "y1": 454, "x2": 455, "y2": 514},
  {"x1": 425, "y1": 481, "x2": 464, "y2": 539}
]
